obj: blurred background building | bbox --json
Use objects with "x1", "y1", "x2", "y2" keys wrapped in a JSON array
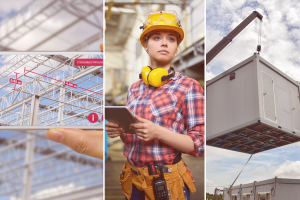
[
  {"x1": 0, "y1": 0, "x2": 103, "y2": 51},
  {"x1": 105, "y1": 0, "x2": 204, "y2": 199},
  {"x1": 0, "y1": 130, "x2": 103, "y2": 200}
]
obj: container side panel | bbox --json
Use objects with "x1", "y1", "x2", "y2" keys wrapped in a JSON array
[
  {"x1": 210, "y1": 76, "x2": 228, "y2": 136},
  {"x1": 290, "y1": 89, "x2": 300, "y2": 132},
  {"x1": 206, "y1": 84, "x2": 212, "y2": 137},
  {"x1": 274, "y1": 75, "x2": 294, "y2": 131},
  {"x1": 227, "y1": 65, "x2": 247, "y2": 130},
  {"x1": 261, "y1": 72, "x2": 277, "y2": 123},
  {"x1": 259, "y1": 60, "x2": 299, "y2": 132},
  {"x1": 276, "y1": 184, "x2": 300, "y2": 200},
  {"x1": 244, "y1": 61, "x2": 257, "y2": 122}
]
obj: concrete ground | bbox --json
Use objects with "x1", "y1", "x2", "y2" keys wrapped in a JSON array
[{"x1": 105, "y1": 141, "x2": 204, "y2": 200}]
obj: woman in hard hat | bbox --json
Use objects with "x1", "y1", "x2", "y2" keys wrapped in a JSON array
[{"x1": 106, "y1": 10, "x2": 204, "y2": 200}]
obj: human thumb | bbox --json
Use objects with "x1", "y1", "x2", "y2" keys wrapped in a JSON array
[
  {"x1": 46, "y1": 128, "x2": 103, "y2": 160},
  {"x1": 135, "y1": 115, "x2": 146, "y2": 122}
]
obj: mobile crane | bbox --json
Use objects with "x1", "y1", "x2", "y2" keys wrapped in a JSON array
[{"x1": 206, "y1": 11, "x2": 263, "y2": 65}]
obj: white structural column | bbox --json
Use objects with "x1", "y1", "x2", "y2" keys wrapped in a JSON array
[
  {"x1": 21, "y1": 132, "x2": 35, "y2": 200},
  {"x1": 29, "y1": 95, "x2": 40, "y2": 126},
  {"x1": 21, "y1": 103, "x2": 27, "y2": 126},
  {"x1": 58, "y1": 86, "x2": 65, "y2": 126}
]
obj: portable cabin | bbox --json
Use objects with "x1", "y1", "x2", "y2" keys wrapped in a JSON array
[{"x1": 207, "y1": 53, "x2": 300, "y2": 154}]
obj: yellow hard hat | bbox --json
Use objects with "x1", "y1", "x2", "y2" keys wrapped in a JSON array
[{"x1": 140, "y1": 11, "x2": 184, "y2": 47}]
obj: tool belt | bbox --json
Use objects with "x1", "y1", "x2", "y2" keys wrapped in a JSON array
[{"x1": 119, "y1": 159, "x2": 196, "y2": 200}]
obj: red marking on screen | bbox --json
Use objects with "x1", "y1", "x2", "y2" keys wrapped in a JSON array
[
  {"x1": 74, "y1": 59, "x2": 103, "y2": 66},
  {"x1": 65, "y1": 81, "x2": 78, "y2": 89},
  {"x1": 11, "y1": 72, "x2": 22, "y2": 91},
  {"x1": 23, "y1": 68, "x2": 102, "y2": 95},
  {"x1": 88, "y1": 113, "x2": 99, "y2": 123},
  {"x1": 9, "y1": 78, "x2": 22, "y2": 85}
]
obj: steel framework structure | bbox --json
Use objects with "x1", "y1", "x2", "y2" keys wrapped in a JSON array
[
  {"x1": 0, "y1": 130, "x2": 103, "y2": 200},
  {"x1": 0, "y1": 54, "x2": 103, "y2": 127},
  {"x1": 0, "y1": 0, "x2": 103, "y2": 51}
]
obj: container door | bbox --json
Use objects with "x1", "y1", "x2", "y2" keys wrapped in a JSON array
[
  {"x1": 290, "y1": 89, "x2": 300, "y2": 132},
  {"x1": 262, "y1": 72, "x2": 277, "y2": 123}
]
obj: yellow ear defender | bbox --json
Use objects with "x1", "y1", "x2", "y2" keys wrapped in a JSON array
[{"x1": 139, "y1": 66, "x2": 175, "y2": 87}]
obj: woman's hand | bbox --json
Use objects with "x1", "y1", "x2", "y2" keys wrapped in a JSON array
[
  {"x1": 130, "y1": 115, "x2": 160, "y2": 141},
  {"x1": 105, "y1": 122, "x2": 124, "y2": 138}
]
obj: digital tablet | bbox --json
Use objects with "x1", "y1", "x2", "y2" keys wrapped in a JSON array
[{"x1": 105, "y1": 106, "x2": 138, "y2": 134}]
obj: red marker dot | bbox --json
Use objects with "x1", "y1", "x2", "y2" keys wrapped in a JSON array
[{"x1": 88, "y1": 113, "x2": 98, "y2": 123}]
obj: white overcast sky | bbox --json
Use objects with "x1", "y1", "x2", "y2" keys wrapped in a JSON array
[{"x1": 206, "y1": 0, "x2": 300, "y2": 194}]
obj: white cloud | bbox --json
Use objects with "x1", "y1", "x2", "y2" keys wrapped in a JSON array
[
  {"x1": 207, "y1": 0, "x2": 300, "y2": 82},
  {"x1": 206, "y1": 179, "x2": 214, "y2": 184},
  {"x1": 273, "y1": 160, "x2": 300, "y2": 178},
  {"x1": 251, "y1": 166, "x2": 266, "y2": 175}
]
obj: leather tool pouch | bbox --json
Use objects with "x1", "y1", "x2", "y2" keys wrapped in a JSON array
[
  {"x1": 164, "y1": 171, "x2": 185, "y2": 200},
  {"x1": 142, "y1": 174, "x2": 159, "y2": 200},
  {"x1": 178, "y1": 166, "x2": 196, "y2": 195},
  {"x1": 119, "y1": 163, "x2": 133, "y2": 200},
  {"x1": 163, "y1": 164, "x2": 196, "y2": 200}
]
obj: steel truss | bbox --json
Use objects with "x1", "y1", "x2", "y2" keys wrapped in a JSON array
[
  {"x1": 0, "y1": 0, "x2": 103, "y2": 51},
  {"x1": 0, "y1": 131, "x2": 103, "y2": 199},
  {"x1": 0, "y1": 54, "x2": 103, "y2": 127}
]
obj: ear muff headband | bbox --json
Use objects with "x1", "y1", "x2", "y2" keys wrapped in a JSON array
[{"x1": 139, "y1": 66, "x2": 175, "y2": 87}]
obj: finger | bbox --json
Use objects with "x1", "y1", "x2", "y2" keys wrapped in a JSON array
[
  {"x1": 105, "y1": 122, "x2": 119, "y2": 127},
  {"x1": 136, "y1": 131, "x2": 147, "y2": 137},
  {"x1": 106, "y1": 130, "x2": 124, "y2": 137},
  {"x1": 130, "y1": 123, "x2": 145, "y2": 129},
  {"x1": 107, "y1": 133, "x2": 122, "y2": 138},
  {"x1": 105, "y1": 127, "x2": 124, "y2": 132},
  {"x1": 137, "y1": 135, "x2": 145, "y2": 140},
  {"x1": 135, "y1": 115, "x2": 147, "y2": 123},
  {"x1": 46, "y1": 128, "x2": 103, "y2": 160}
]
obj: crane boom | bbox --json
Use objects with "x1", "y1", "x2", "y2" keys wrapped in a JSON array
[{"x1": 206, "y1": 11, "x2": 263, "y2": 65}]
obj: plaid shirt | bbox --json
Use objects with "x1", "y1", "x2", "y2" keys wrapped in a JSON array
[{"x1": 124, "y1": 72, "x2": 205, "y2": 167}]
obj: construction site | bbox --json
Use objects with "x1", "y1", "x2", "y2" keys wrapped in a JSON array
[
  {"x1": 206, "y1": 3, "x2": 300, "y2": 199},
  {"x1": 0, "y1": 53, "x2": 104, "y2": 200},
  {"x1": 104, "y1": 0, "x2": 204, "y2": 199}
]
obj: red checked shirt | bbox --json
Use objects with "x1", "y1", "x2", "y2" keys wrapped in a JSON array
[{"x1": 124, "y1": 72, "x2": 205, "y2": 167}]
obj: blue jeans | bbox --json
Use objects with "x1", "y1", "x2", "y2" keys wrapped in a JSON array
[{"x1": 125, "y1": 184, "x2": 191, "y2": 200}]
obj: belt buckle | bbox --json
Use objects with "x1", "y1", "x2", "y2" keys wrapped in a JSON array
[{"x1": 131, "y1": 168, "x2": 141, "y2": 175}]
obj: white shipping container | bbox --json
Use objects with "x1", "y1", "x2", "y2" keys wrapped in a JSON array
[
  {"x1": 222, "y1": 177, "x2": 300, "y2": 200},
  {"x1": 207, "y1": 53, "x2": 300, "y2": 154}
]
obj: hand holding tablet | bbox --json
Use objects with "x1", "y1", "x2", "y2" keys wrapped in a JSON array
[{"x1": 105, "y1": 106, "x2": 138, "y2": 134}]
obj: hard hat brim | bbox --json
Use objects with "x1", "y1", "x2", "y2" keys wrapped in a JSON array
[{"x1": 140, "y1": 25, "x2": 184, "y2": 47}]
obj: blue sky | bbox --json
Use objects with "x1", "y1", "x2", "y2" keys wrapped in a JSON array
[{"x1": 206, "y1": 0, "x2": 300, "y2": 194}]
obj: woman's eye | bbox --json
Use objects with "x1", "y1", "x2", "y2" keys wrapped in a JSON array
[
  {"x1": 154, "y1": 36, "x2": 160, "y2": 40},
  {"x1": 168, "y1": 38, "x2": 175, "y2": 42}
]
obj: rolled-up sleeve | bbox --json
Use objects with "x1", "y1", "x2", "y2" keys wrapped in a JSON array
[{"x1": 182, "y1": 82, "x2": 205, "y2": 157}]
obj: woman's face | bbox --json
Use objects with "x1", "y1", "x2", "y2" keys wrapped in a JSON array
[{"x1": 144, "y1": 31, "x2": 178, "y2": 65}]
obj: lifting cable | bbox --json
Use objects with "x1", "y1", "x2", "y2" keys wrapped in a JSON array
[
  {"x1": 227, "y1": 154, "x2": 253, "y2": 194},
  {"x1": 257, "y1": 19, "x2": 262, "y2": 53}
]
